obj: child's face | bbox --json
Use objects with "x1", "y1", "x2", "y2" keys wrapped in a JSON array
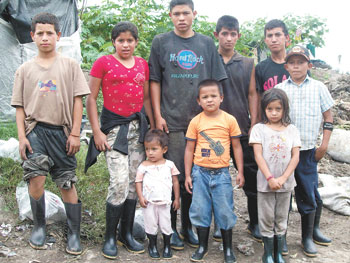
[
  {"x1": 145, "y1": 140, "x2": 167, "y2": 163},
  {"x1": 31, "y1": 23, "x2": 61, "y2": 54},
  {"x1": 169, "y1": 4, "x2": 196, "y2": 36},
  {"x1": 197, "y1": 85, "x2": 223, "y2": 114},
  {"x1": 112, "y1": 31, "x2": 138, "y2": 60},
  {"x1": 264, "y1": 27, "x2": 289, "y2": 54},
  {"x1": 284, "y1": 55, "x2": 312, "y2": 84},
  {"x1": 215, "y1": 27, "x2": 241, "y2": 53},
  {"x1": 265, "y1": 100, "x2": 283, "y2": 125}
]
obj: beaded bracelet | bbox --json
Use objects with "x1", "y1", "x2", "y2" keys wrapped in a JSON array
[
  {"x1": 266, "y1": 175, "x2": 274, "y2": 181},
  {"x1": 70, "y1": 134, "x2": 80, "y2": 137}
]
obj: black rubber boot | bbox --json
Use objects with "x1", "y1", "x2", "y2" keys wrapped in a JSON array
[
  {"x1": 117, "y1": 199, "x2": 145, "y2": 253},
  {"x1": 146, "y1": 233, "x2": 160, "y2": 259},
  {"x1": 221, "y1": 229, "x2": 236, "y2": 263},
  {"x1": 162, "y1": 234, "x2": 173, "y2": 259},
  {"x1": 213, "y1": 223, "x2": 222, "y2": 242},
  {"x1": 262, "y1": 236, "x2": 274, "y2": 263},
  {"x1": 301, "y1": 212, "x2": 317, "y2": 257},
  {"x1": 179, "y1": 192, "x2": 199, "y2": 247},
  {"x1": 102, "y1": 202, "x2": 124, "y2": 259},
  {"x1": 190, "y1": 227, "x2": 209, "y2": 262},
  {"x1": 274, "y1": 235, "x2": 285, "y2": 263},
  {"x1": 247, "y1": 196, "x2": 262, "y2": 242},
  {"x1": 29, "y1": 194, "x2": 47, "y2": 250},
  {"x1": 170, "y1": 204, "x2": 184, "y2": 250},
  {"x1": 313, "y1": 201, "x2": 331, "y2": 246},
  {"x1": 64, "y1": 200, "x2": 82, "y2": 255}
]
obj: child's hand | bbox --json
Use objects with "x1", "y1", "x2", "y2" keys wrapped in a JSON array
[
  {"x1": 185, "y1": 176, "x2": 193, "y2": 194},
  {"x1": 275, "y1": 176, "x2": 287, "y2": 187},
  {"x1": 155, "y1": 116, "x2": 169, "y2": 134},
  {"x1": 236, "y1": 172, "x2": 245, "y2": 188},
  {"x1": 66, "y1": 135, "x2": 80, "y2": 156},
  {"x1": 268, "y1": 178, "x2": 281, "y2": 190},
  {"x1": 315, "y1": 146, "x2": 327, "y2": 162},
  {"x1": 172, "y1": 198, "x2": 180, "y2": 211},
  {"x1": 139, "y1": 197, "x2": 148, "y2": 208},
  {"x1": 18, "y1": 137, "x2": 33, "y2": 160},
  {"x1": 94, "y1": 130, "x2": 111, "y2": 152}
]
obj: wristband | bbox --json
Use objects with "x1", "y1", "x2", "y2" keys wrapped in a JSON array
[
  {"x1": 70, "y1": 133, "x2": 80, "y2": 137},
  {"x1": 266, "y1": 175, "x2": 274, "y2": 181},
  {"x1": 323, "y1": 122, "x2": 333, "y2": 131}
]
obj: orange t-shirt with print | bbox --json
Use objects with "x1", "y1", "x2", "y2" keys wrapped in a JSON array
[{"x1": 186, "y1": 111, "x2": 241, "y2": 168}]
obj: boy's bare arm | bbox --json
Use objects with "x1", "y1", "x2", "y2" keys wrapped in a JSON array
[
  {"x1": 231, "y1": 138, "x2": 245, "y2": 187},
  {"x1": 184, "y1": 140, "x2": 195, "y2": 194},
  {"x1": 143, "y1": 81, "x2": 155, "y2": 129},
  {"x1": 315, "y1": 109, "x2": 333, "y2": 161},
  {"x1": 276, "y1": 146, "x2": 300, "y2": 186},
  {"x1": 252, "y1": 143, "x2": 281, "y2": 190},
  {"x1": 172, "y1": 175, "x2": 180, "y2": 210},
  {"x1": 66, "y1": 96, "x2": 83, "y2": 156},
  {"x1": 150, "y1": 80, "x2": 168, "y2": 132},
  {"x1": 16, "y1": 107, "x2": 32, "y2": 160},
  {"x1": 86, "y1": 76, "x2": 110, "y2": 151},
  {"x1": 248, "y1": 67, "x2": 259, "y2": 134}
]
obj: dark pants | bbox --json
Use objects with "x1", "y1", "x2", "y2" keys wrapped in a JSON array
[
  {"x1": 294, "y1": 148, "x2": 320, "y2": 215},
  {"x1": 231, "y1": 136, "x2": 258, "y2": 198}
]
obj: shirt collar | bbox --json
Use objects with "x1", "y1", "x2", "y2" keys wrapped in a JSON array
[{"x1": 287, "y1": 74, "x2": 310, "y2": 86}]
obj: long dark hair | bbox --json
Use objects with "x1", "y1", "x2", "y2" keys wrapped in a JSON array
[{"x1": 261, "y1": 88, "x2": 291, "y2": 126}]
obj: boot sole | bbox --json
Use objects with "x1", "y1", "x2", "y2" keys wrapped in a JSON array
[
  {"x1": 302, "y1": 244, "x2": 317, "y2": 257},
  {"x1": 170, "y1": 245, "x2": 184, "y2": 250},
  {"x1": 66, "y1": 248, "x2": 82, "y2": 255},
  {"x1": 117, "y1": 240, "x2": 145, "y2": 254},
  {"x1": 313, "y1": 239, "x2": 331, "y2": 246},
  {"x1": 29, "y1": 242, "x2": 47, "y2": 250},
  {"x1": 190, "y1": 252, "x2": 208, "y2": 262},
  {"x1": 178, "y1": 233, "x2": 199, "y2": 248},
  {"x1": 212, "y1": 236, "x2": 222, "y2": 242},
  {"x1": 282, "y1": 251, "x2": 289, "y2": 256},
  {"x1": 247, "y1": 229, "x2": 262, "y2": 243},
  {"x1": 102, "y1": 252, "x2": 117, "y2": 259}
]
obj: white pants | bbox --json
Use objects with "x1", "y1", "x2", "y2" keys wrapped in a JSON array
[{"x1": 143, "y1": 203, "x2": 173, "y2": 235}]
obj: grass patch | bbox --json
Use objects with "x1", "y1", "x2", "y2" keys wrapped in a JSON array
[
  {"x1": 0, "y1": 122, "x2": 17, "y2": 140},
  {"x1": 0, "y1": 144, "x2": 110, "y2": 243}
]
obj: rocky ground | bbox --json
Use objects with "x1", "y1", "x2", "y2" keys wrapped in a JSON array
[{"x1": 1, "y1": 68, "x2": 350, "y2": 262}]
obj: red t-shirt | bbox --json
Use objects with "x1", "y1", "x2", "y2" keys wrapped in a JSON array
[{"x1": 90, "y1": 55, "x2": 149, "y2": 116}]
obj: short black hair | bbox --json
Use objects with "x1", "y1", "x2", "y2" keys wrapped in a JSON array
[
  {"x1": 261, "y1": 88, "x2": 291, "y2": 126},
  {"x1": 197, "y1": 79, "x2": 223, "y2": 98},
  {"x1": 144, "y1": 129, "x2": 169, "y2": 148},
  {"x1": 216, "y1": 15, "x2": 239, "y2": 34},
  {"x1": 264, "y1": 19, "x2": 288, "y2": 37},
  {"x1": 31, "y1": 12, "x2": 60, "y2": 33},
  {"x1": 111, "y1": 21, "x2": 138, "y2": 42},
  {"x1": 169, "y1": 0, "x2": 194, "y2": 11}
]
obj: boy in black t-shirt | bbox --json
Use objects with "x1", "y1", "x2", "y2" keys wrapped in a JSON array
[{"x1": 148, "y1": 0, "x2": 227, "y2": 250}]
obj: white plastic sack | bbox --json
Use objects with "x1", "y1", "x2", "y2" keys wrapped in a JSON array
[
  {"x1": 16, "y1": 182, "x2": 67, "y2": 223},
  {"x1": 0, "y1": 138, "x2": 20, "y2": 162},
  {"x1": 326, "y1": 129, "x2": 350, "y2": 164},
  {"x1": 318, "y1": 173, "x2": 350, "y2": 216}
]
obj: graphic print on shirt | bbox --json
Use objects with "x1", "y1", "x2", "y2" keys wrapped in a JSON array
[
  {"x1": 268, "y1": 134, "x2": 287, "y2": 163},
  {"x1": 263, "y1": 74, "x2": 287, "y2": 91},
  {"x1": 169, "y1": 49, "x2": 204, "y2": 79},
  {"x1": 38, "y1": 80, "x2": 57, "y2": 96},
  {"x1": 200, "y1": 131, "x2": 225, "y2": 157}
]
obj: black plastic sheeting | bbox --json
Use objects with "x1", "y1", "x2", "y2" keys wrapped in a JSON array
[{"x1": 1, "y1": 0, "x2": 79, "y2": 44}]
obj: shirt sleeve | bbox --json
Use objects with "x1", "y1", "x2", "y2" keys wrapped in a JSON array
[
  {"x1": 90, "y1": 56, "x2": 105, "y2": 79},
  {"x1": 72, "y1": 60, "x2": 90, "y2": 97},
  {"x1": 143, "y1": 59, "x2": 150, "y2": 81},
  {"x1": 229, "y1": 115, "x2": 242, "y2": 138},
  {"x1": 249, "y1": 124, "x2": 262, "y2": 145},
  {"x1": 11, "y1": 67, "x2": 24, "y2": 107},
  {"x1": 319, "y1": 83, "x2": 334, "y2": 113},
  {"x1": 135, "y1": 164, "x2": 145, "y2": 182},
  {"x1": 148, "y1": 36, "x2": 162, "y2": 82},
  {"x1": 170, "y1": 161, "x2": 180, "y2": 176},
  {"x1": 185, "y1": 118, "x2": 198, "y2": 141},
  {"x1": 291, "y1": 125, "x2": 302, "y2": 148},
  {"x1": 255, "y1": 64, "x2": 263, "y2": 93},
  {"x1": 210, "y1": 39, "x2": 227, "y2": 81}
]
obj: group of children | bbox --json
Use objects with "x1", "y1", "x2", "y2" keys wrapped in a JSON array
[{"x1": 11, "y1": 0, "x2": 334, "y2": 263}]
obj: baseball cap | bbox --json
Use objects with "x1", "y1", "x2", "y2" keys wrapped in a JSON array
[{"x1": 285, "y1": 45, "x2": 310, "y2": 62}]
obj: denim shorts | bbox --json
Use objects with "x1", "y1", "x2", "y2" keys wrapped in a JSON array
[
  {"x1": 189, "y1": 164, "x2": 236, "y2": 230},
  {"x1": 22, "y1": 123, "x2": 77, "y2": 189}
]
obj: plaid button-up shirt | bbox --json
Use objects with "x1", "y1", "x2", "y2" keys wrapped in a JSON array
[{"x1": 276, "y1": 75, "x2": 334, "y2": 150}]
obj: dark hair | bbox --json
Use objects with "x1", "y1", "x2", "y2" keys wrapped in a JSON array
[
  {"x1": 197, "y1": 79, "x2": 223, "y2": 98},
  {"x1": 31, "y1": 12, "x2": 60, "y2": 33},
  {"x1": 111, "y1": 21, "x2": 138, "y2": 42},
  {"x1": 144, "y1": 129, "x2": 169, "y2": 148},
  {"x1": 261, "y1": 88, "x2": 291, "y2": 126},
  {"x1": 169, "y1": 0, "x2": 194, "y2": 11},
  {"x1": 216, "y1": 15, "x2": 239, "y2": 34},
  {"x1": 264, "y1": 19, "x2": 288, "y2": 37}
]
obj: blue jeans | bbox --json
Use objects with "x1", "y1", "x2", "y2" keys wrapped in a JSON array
[
  {"x1": 189, "y1": 165, "x2": 236, "y2": 230},
  {"x1": 294, "y1": 148, "x2": 321, "y2": 215}
]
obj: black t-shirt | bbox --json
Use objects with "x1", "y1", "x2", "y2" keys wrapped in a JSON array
[
  {"x1": 148, "y1": 31, "x2": 227, "y2": 131},
  {"x1": 220, "y1": 52, "x2": 254, "y2": 137},
  {"x1": 255, "y1": 57, "x2": 289, "y2": 93}
]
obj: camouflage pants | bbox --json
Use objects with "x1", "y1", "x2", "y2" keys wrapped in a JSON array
[{"x1": 105, "y1": 120, "x2": 145, "y2": 205}]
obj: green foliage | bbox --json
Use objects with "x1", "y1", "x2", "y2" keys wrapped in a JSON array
[{"x1": 0, "y1": 122, "x2": 17, "y2": 140}]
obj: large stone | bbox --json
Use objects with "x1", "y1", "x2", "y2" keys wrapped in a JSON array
[{"x1": 326, "y1": 129, "x2": 350, "y2": 164}]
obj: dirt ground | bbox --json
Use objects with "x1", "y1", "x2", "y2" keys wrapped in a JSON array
[{"x1": 1, "y1": 154, "x2": 350, "y2": 263}]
